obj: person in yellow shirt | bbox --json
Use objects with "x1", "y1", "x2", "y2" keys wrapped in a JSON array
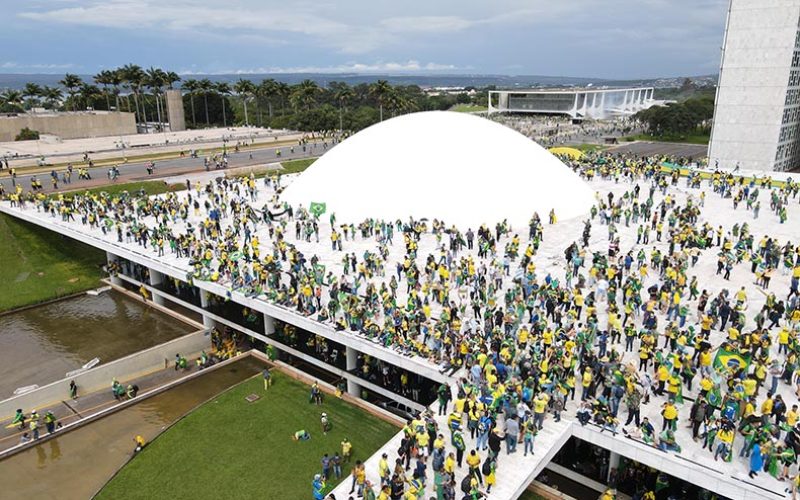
[
  {"x1": 661, "y1": 401, "x2": 678, "y2": 431},
  {"x1": 533, "y1": 393, "x2": 549, "y2": 429},
  {"x1": 581, "y1": 367, "x2": 593, "y2": 401},
  {"x1": 416, "y1": 431, "x2": 429, "y2": 459},
  {"x1": 378, "y1": 453, "x2": 389, "y2": 484},
  {"x1": 714, "y1": 427, "x2": 734, "y2": 461},
  {"x1": 444, "y1": 452, "x2": 456, "y2": 474},
  {"x1": 788, "y1": 404, "x2": 799, "y2": 427},
  {"x1": 466, "y1": 450, "x2": 482, "y2": 484},
  {"x1": 656, "y1": 364, "x2": 669, "y2": 396}
]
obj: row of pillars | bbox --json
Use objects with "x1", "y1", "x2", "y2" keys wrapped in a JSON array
[
  {"x1": 573, "y1": 89, "x2": 653, "y2": 119},
  {"x1": 108, "y1": 251, "x2": 364, "y2": 398}
]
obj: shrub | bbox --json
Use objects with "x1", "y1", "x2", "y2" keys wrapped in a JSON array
[{"x1": 15, "y1": 127, "x2": 40, "y2": 141}]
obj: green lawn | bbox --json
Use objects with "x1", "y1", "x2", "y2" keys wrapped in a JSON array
[
  {"x1": 451, "y1": 104, "x2": 489, "y2": 113},
  {"x1": 280, "y1": 158, "x2": 317, "y2": 174},
  {"x1": 574, "y1": 143, "x2": 608, "y2": 153},
  {"x1": 0, "y1": 212, "x2": 105, "y2": 311},
  {"x1": 623, "y1": 132, "x2": 710, "y2": 145},
  {"x1": 61, "y1": 180, "x2": 186, "y2": 198},
  {"x1": 97, "y1": 372, "x2": 399, "y2": 500}
]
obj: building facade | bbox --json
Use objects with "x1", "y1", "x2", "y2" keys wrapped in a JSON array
[
  {"x1": 164, "y1": 89, "x2": 186, "y2": 132},
  {"x1": 0, "y1": 111, "x2": 136, "y2": 142},
  {"x1": 709, "y1": 0, "x2": 800, "y2": 172},
  {"x1": 487, "y1": 87, "x2": 655, "y2": 119}
]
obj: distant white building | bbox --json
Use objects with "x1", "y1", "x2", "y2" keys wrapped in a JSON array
[
  {"x1": 709, "y1": 0, "x2": 800, "y2": 172},
  {"x1": 487, "y1": 87, "x2": 655, "y2": 119}
]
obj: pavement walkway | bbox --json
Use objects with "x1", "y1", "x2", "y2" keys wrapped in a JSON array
[
  {"x1": 329, "y1": 404, "x2": 573, "y2": 500},
  {"x1": 0, "y1": 357, "x2": 204, "y2": 455}
]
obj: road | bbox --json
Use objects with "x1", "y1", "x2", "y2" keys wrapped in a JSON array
[
  {"x1": 606, "y1": 141, "x2": 708, "y2": 159},
  {"x1": 0, "y1": 140, "x2": 331, "y2": 195}
]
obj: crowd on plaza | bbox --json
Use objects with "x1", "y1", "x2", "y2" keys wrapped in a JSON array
[
  {"x1": 6, "y1": 142, "x2": 800, "y2": 499},
  {"x1": 490, "y1": 115, "x2": 643, "y2": 146}
]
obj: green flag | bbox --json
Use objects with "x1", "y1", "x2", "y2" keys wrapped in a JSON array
[
  {"x1": 655, "y1": 473, "x2": 669, "y2": 492},
  {"x1": 309, "y1": 202, "x2": 326, "y2": 217},
  {"x1": 713, "y1": 346, "x2": 751, "y2": 373}
]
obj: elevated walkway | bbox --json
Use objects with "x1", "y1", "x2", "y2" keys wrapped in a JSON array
[{"x1": 329, "y1": 408, "x2": 572, "y2": 500}]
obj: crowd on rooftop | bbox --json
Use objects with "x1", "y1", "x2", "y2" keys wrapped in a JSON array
[{"x1": 5, "y1": 147, "x2": 800, "y2": 499}]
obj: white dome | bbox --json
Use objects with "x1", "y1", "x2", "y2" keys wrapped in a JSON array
[{"x1": 282, "y1": 111, "x2": 594, "y2": 229}]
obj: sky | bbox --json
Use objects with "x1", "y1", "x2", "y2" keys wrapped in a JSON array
[{"x1": 0, "y1": 0, "x2": 729, "y2": 79}]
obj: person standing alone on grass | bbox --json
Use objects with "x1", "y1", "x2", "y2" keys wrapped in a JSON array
[
  {"x1": 263, "y1": 367, "x2": 272, "y2": 390},
  {"x1": 341, "y1": 438, "x2": 352, "y2": 463}
]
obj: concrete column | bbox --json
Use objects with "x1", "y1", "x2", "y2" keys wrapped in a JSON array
[
  {"x1": 200, "y1": 290, "x2": 215, "y2": 329},
  {"x1": 607, "y1": 451, "x2": 620, "y2": 482},
  {"x1": 264, "y1": 313, "x2": 275, "y2": 335},
  {"x1": 149, "y1": 269, "x2": 166, "y2": 306},
  {"x1": 106, "y1": 251, "x2": 122, "y2": 286},
  {"x1": 346, "y1": 347, "x2": 361, "y2": 397},
  {"x1": 600, "y1": 92, "x2": 606, "y2": 119}
]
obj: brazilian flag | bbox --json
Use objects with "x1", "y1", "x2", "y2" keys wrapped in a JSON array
[
  {"x1": 707, "y1": 384, "x2": 723, "y2": 408},
  {"x1": 309, "y1": 201, "x2": 326, "y2": 217},
  {"x1": 713, "y1": 346, "x2": 751, "y2": 373},
  {"x1": 655, "y1": 473, "x2": 669, "y2": 492}
]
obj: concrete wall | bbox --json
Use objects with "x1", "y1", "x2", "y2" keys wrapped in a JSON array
[
  {"x1": 164, "y1": 89, "x2": 186, "y2": 132},
  {"x1": 709, "y1": 0, "x2": 800, "y2": 171},
  {"x1": 0, "y1": 112, "x2": 136, "y2": 142},
  {"x1": 0, "y1": 329, "x2": 209, "y2": 420}
]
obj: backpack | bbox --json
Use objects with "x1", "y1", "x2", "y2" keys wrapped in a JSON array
[
  {"x1": 460, "y1": 475, "x2": 472, "y2": 494},
  {"x1": 481, "y1": 457, "x2": 492, "y2": 476}
]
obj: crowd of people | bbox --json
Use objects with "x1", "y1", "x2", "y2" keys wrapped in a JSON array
[
  {"x1": 6, "y1": 142, "x2": 800, "y2": 499},
  {"x1": 490, "y1": 115, "x2": 643, "y2": 147}
]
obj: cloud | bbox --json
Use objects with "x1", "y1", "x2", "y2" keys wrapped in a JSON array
[
  {"x1": 179, "y1": 61, "x2": 462, "y2": 75},
  {"x1": 380, "y1": 16, "x2": 474, "y2": 34},
  {"x1": 10, "y1": 0, "x2": 731, "y2": 77},
  {"x1": 17, "y1": 1, "x2": 382, "y2": 54},
  {"x1": 1, "y1": 61, "x2": 76, "y2": 71}
]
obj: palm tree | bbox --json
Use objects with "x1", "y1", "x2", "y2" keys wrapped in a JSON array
[
  {"x1": 59, "y1": 73, "x2": 83, "y2": 111},
  {"x1": 259, "y1": 78, "x2": 278, "y2": 120},
  {"x1": 386, "y1": 89, "x2": 408, "y2": 118},
  {"x1": 79, "y1": 83, "x2": 102, "y2": 110},
  {"x1": 332, "y1": 83, "x2": 354, "y2": 131},
  {"x1": 197, "y1": 78, "x2": 214, "y2": 126},
  {"x1": 146, "y1": 67, "x2": 166, "y2": 126},
  {"x1": 217, "y1": 82, "x2": 231, "y2": 127},
  {"x1": 108, "y1": 69, "x2": 124, "y2": 111},
  {"x1": 369, "y1": 79, "x2": 392, "y2": 121},
  {"x1": 22, "y1": 83, "x2": 43, "y2": 111},
  {"x1": 164, "y1": 71, "x2": 181, "y2": 90},
  {"x1": 182, "y1": 79, "x2": 199, "y2": 127},
  {"x1": 276, "y1": 81, "x2": 290, "y2": 115},
  {"x1": 234, "y1": 79, "x2": 256, "y2": 126},
  {"x1": 0, "y1": 90, "x2": 24, "y2": 112},
  {"x1": 94, "y1": 70, "x2": 114, "y2": 110},
  {"x1": 41, "y1": 86, "x2": 63, "y2": 110},
  {"x1": 292, "y1": 79, "x2": 319, "y2": 111},
  {"x1": 120, "y1": 64, "x2": 146, "y2": 124}
]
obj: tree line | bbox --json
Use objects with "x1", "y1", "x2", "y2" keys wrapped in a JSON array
[
  {"x1": 0, "y1": 65, "x2": 487, "y2": 133},
  {"x1": 633, "y1": 94, "x2": 715, "y2": 139}
]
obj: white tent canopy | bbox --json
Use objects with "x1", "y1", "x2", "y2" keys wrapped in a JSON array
[{"x1": 282, "y1": 111, "x2": 595, "y2": 230}]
